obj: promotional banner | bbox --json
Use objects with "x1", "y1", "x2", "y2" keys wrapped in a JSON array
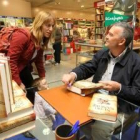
[
  {"x1": 105, "y1": 12, "x2": 131, "y2": 26},
  {"x1": 105, "y1": 0, "x2": 136, "y2": 27}
]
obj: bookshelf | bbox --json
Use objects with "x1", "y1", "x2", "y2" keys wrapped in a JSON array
[
  {"x1": 0, "y1": 16, "x2": 33, "y2": 27},
  {"x1": 95, "y1": 7, "x2": 104, "y2": 39},
  {"x1": 56, "y1": 18, "x2": 94, "y2": 38}
]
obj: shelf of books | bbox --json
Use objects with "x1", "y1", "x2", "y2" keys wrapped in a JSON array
[
  {"x1": 56, "y1": 18, "x2": 94, "y2": 38},
  {"x1": 95, "y1": 7, "x2": 104, "y2": 39},
  {"x1": 0, "y1": 16, "x2": 33, "y2": 27},
  {"x1": 0, "y1": 54, "x2": 35, "y2": 139}
]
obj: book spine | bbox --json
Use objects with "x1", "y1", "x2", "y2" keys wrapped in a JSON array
[
  {"x1": 0, "y1": 113, "x2": 36, "y2": 133},
  {"x1": 0, "y1": 101, "x2": 7, "y2": 118}
]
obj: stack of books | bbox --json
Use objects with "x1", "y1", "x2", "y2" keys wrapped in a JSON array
[{"x1": 0, "y1": 54, "x2": 35, "y2": 139}]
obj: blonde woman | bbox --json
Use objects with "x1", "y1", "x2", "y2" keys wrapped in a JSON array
[{"x1": 1, "y1": 11, "x2": 55, "y2": 103}]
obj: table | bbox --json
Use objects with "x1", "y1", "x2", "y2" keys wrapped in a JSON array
[
  {"x1": 39, "y1": 85, "x2": 140, "y2": 140},
  {"x1": 39, "y1": 85, "x2": 92, "y2": 126}
]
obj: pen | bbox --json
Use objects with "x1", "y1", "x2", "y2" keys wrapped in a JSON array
[
  {"x1": 67, "y1": 83, "x2": 71, "y2": 87},
  {"x1": 67, "y1": 120, "x2": 80, "y2": 137}
]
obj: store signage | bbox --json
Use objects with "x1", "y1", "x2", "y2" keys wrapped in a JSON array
[
  {"x1": 105, "y1": 12, "x2": 130, "y2": 26},
  {"x1": 94, "y1": 0, "x2": 105, "y2": 8}
]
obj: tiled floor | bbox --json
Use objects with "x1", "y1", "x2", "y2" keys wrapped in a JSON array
[
  {"x1": 45, "y1": 53, "x2": 76, "y2": 88},
  {"x1": 45, "y1": 53, "x2": 92, "y2": 88}
]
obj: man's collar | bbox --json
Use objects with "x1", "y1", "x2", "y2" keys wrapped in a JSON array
[
  {"x1": 101, "y1": 48, "x2": 131, "y2": 66},
  {"x1": 108, "y1": 48, "x2": 127, "y2": 62}
]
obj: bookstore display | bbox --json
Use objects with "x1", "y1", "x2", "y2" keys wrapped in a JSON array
[
  {"x1": 95, "y1": 7, "x2": 104, "y2": 39},
  {"x1": 0, "y1": 16, "x2": 33, "y2": 27},
  {"x1": 0, "y1": 54, "x2": 35, "y2": 139},
  {"x1": 88, "y1": 93, "x2": 117, "y2": 122}
]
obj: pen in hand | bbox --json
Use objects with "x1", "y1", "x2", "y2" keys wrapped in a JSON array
[{"x1": 67, "y1": 83, "x2": 72, "y2": 87}]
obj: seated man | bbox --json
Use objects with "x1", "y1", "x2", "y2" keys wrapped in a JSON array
[{"x1": 62, "y1": 22, "x2": 140, "y2": 140}]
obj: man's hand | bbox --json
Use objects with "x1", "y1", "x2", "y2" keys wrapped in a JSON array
[
  {"x1": 62, "y1": 72, "x2": 76, "y2": 86},
  {"x1": 99, "y1": 81, "x2": 121, "y2": 92}
]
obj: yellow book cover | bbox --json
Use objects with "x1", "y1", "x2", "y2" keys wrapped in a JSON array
[
  {"x1": 67, "y1": 80, "x2": 103, "y2": 96},
  {"x1": 0, "y1": 64, "x2": 11, "y2": 118},
  {"x1": 88, "y1": 93, "x2": 117, "y2": 122},
  {"x1": 12, "y1": 80, "x2": 26, "y2": 97},
  {"x1": 0, "y1": 112, "x2": 35, "y2": 133},
  {"x1": 0, "y1": 75, "x2": 7, "y2": 118},
  {"x1": 11, "y1": 95, "x2": 33, "y2": 113},
  {"x1": 0, "y1": 58, "x2": 14, "y2": 105}
]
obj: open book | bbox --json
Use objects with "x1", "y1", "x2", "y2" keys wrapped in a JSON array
[
  {"x1": 88, "y1": 93, "x2": 117, "y2": 122},
  {"x1": 67, "y1": 80, "x2": 103, "y2": 96}
]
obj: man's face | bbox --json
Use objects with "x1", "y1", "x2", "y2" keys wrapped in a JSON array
[
  {"x1": 105, "y1": 26, "x2": 125, "y2": 49},
  {"x1": 42, "y1": 19, "x2": 55, "y2": 38}
]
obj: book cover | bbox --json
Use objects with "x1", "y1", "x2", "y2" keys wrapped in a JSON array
[
  {"x1": 67, "y1": 86, "x2": 96, "y2": 96},
  {"x1": 12, "y1": 80, "x2": 26, "y2": 97},
  {"x1": 11, "y1": 95, "x2": 33, "y2": 113},
  {"x1": 0, "y1": 112, "x2": 35, "y2": 133},
  {"x1": 67, "y1": 80, "x2": 103, "y2": 96},
  {"x1": 0, "y1": 58, "x2": 14, "y2": 105},
  {"x1": 0, "y1": 75, "x2": 7, "y2": 118},
  {"x1": 88, "y1": 93, "x2": 117, "y2": 122},
  {"x1": 0, "y1": 64, "x2": 11, "y2": 118},
  {"x1": 0, "y1": 120, "x2": 35, "y2": 139}
]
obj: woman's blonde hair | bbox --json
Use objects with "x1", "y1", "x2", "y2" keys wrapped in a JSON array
[{"x1": 30, "y1": 11, "x2": 55, "y2": 48}]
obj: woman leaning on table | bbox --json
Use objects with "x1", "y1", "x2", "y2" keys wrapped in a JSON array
[{"x1": 3, "y1": 11, "x2": 55, "y2": 103}]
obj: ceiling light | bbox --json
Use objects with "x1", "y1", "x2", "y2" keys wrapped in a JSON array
[
  {"x1": 55, "y1": 2, "x2": 60, "y2": 5},
  {"x1": 2, "y1": 0, "x2": 9, "y2": 6},
  {"x1": 81, "y1": 5, "x2": 84, "y2": 8}
]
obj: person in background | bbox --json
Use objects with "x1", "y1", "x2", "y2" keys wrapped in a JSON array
[
  {"x1": 62, "y1": 22, "x2": 140, "y2": 140},
  {"x1": 52, "y1": 22, "x2": 62, "y2": 65},
  {"x1": 134, "y1": 18, "x2": 140, "y2": 41},
  {"x1": 87, "y1": 28, "x2": 92, "y2": 39},
  {"x1": 73, "y1": 25, "x2": 80, "y2": 41},
  {"x1": 0, "y1": 21, "x2": 5, "y2": 30},
  {"x1": 0, "y1": 11, "x2": 55, "y2": 103}
]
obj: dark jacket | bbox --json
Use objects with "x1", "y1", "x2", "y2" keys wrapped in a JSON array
[{"x1": 72, "y1": 49, "x2": 140, "y2": 105}]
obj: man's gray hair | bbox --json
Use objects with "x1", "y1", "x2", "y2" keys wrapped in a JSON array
[{"x1": 113, "y1": 22, "x2": 133, "y2": 46}]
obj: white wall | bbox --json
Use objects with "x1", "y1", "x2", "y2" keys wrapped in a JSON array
[
  {"x1": 32, "y1": 8, "x2": 95, "y2": 20},
  {"x1": 0, "y1": 0, "x2": 32, "y2": 17}
]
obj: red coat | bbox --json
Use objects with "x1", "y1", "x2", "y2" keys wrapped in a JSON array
[{"x1": 7, "y1": 29, "x2": 45, "y2": 85}]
